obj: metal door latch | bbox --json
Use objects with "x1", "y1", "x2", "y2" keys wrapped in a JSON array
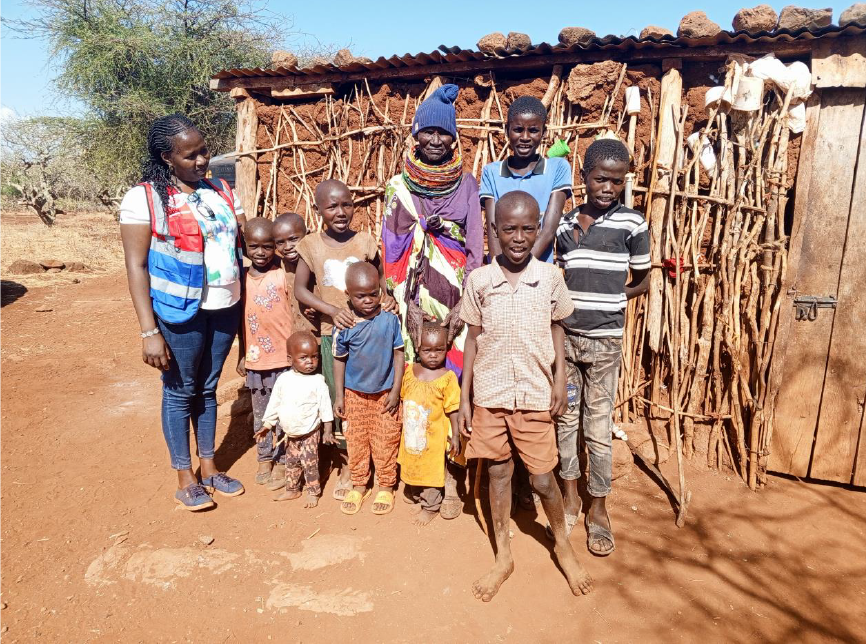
[{"x1": 793, "y1": 295, "x2": 837, "y2": 321}]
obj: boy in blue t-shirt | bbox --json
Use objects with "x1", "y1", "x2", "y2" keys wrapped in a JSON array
[
  {"x1": 480, "y1": 95, "x2": 573, "y2": 263},
  {"x1": 333, "y1": 261, "x2": 405, "y2": 516}
]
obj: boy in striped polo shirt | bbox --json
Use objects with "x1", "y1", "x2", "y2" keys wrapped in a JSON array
[{"x1": 554, "y1": 139, "x2": 650, "y2": 557}]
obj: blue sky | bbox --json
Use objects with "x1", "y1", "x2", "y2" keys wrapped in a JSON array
[{"x1": 0, "y1": 0, "x2": 852, "y2": 118}]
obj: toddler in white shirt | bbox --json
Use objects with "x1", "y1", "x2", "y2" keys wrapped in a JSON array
[{"x1": 258, "y1": 331, "x2": 336, "y2": 507}]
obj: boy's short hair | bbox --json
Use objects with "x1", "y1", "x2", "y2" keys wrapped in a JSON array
[
  {"x1": 583, "y1": 138, "x2": 631, "y2": 174},
  {"x1": 494, "y1": 190, "x2": 540, "y2": 224},
  {"x1": 245, "y1": 216, "x2": 273, "y2": 238},
  {"x1": 274, "y1": 212, "x2": 306, "y2": 231},
  {"x1": 344, "y1": 260, "x2": 379, "y2": 289},
  {"x1": 507, "y1": 96, "x2": 547, "y2": 125},
  {"x1": 314, "y1": 178, "x2": 350, "y2": 205},
  {"x1": 288, "y1": 330, "x2": 317, "y2": 352}
]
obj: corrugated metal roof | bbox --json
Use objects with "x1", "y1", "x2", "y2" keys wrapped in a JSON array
[{"x1": 213, "y1": 23, "x2": 865, "y2": 82}]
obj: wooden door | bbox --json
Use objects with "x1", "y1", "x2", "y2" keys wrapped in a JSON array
[{"x1": 769, "y1": 39, "x2": 866, "y2": 485}]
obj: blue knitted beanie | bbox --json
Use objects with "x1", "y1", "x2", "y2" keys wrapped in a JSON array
[{"x1": 412, "y1": 84, "x2": 459, "y2": 139}]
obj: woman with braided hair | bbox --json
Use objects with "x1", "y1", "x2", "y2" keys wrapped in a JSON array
[
  {"x1": 120, "y1": 113, "x2": 247, "y2": 510},
  {"x1": 381, "y1": 84, "x2": 484, "y2": 519}
]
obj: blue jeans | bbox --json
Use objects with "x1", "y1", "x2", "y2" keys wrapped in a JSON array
[
  {"x1": 157, "y1": 304, "x2": 239, "y2": 470},
  {"x1": 555, "y1": 335, "x2": 622, "y2": 497}
]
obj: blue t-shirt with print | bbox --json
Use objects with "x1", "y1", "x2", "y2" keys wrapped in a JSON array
[
  {"x1": 333, "y1": 310, "x2": 404, "y2": 394},
  {"x1": 479, "y1": 156, "x2": 573, "y2": 263}
]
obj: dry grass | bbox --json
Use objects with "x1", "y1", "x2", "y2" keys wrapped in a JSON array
[{"x1": 1, "y1": 209, "x2": 124, "y2": 287}]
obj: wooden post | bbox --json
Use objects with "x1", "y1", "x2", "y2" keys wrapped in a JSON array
[
  {"x1": 233, "y1": 91, "x2": 261, "y2": 219},
  {"x1": 646, "y1": 65, "x2": 682, "y2": 353}
]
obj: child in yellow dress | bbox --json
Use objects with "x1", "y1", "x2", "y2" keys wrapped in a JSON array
[{"x1": 398, "y1": 321, "x2": 461, "y2": 526}]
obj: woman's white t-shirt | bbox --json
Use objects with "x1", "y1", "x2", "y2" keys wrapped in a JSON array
[{"x1": 119, "y1": 184, "x2": 244, "y2": 310}]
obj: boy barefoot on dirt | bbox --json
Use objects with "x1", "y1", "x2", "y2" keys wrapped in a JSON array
[
  {"x1": 480, "y1": 95, "x2": 573, "y2": 512},
  {"x1": 457, "y1": 190, "x2": 593, "y2": 601},
  {"x1": 554, "y1": 138, "x2": 650, "y2": 556},
  {"x1": 256, "y1": 331, "x2": 336, "y2": 507}
]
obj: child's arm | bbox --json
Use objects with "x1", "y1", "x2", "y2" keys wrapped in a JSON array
[
  {"x1": 482, "y1": 197, "x2": 501, "y2": 258},
  {"x1": 625, "y1": 220, "x2": 651, "y2": 299},
  {"x1": 532, "y1": 191, "x2": 568, "y2": 259},
  {"x1": 550, "y1": 322, "x2": 568, "y2": 417},
  {"x1": 447, "y1": 412, "x2": 461, "y2": 458},
  {"x1": 456, "y1": 324, "x2": 480, "y2": 438},
  {"x1": 317, "y1": 377, "x2": 337, "y2": 445},
  {"x1": 383, "y1": 347, "x2": 405, "y2": 414},
  {"x1": 333, "y1": 355, "x2": 347, "y2": 419},
  {"x1": 257, "y1": 378, "x2": 284, "y2": 440},
  {"x1": 294, "y1": 257, "x2": 356, "y2": 330},
  {"x1": 236, "y1": 306, "x2": 247, "y2": 377},
  {"x1": 370, "y1": 253, "x2": 399, "y2": 315},
  {"x1": 625, "y1": 269, "x2": 650, "y2": 299},
  {"x1": 321, "y1": 421, "x2": 337, "y2": 445}
]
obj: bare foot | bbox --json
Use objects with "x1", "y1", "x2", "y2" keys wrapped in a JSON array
[
  {"x1": 304, "y1": 493, "x2": 320, "y2": 508},
  {"x1": 413, "y1": 509, "x2": 437, "y2": 526},
  {"x1": 554, "y1": 543, "x2": 593, "y2": 595},
  {"x1": 471, "y1": 559, "x2": 514, "y2": 602},
  {"x1": 274, "y1": 490, "x2": 302, "y2": 502}
]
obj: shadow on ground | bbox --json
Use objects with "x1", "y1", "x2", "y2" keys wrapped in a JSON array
[{"x1": 1, "y1": 280, "x2": 27, "y2": 307}]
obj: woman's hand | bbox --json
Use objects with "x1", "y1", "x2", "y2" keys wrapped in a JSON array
[
  {"x1": 440, "y1": 299, "x2": 465, "y2": 343},
  {"x1": 332, "y1": 308, "x2": 357, "y2": 330},
  {"x1": 381, "y1": 293, "x2": 399, "y2": 315},
  {"x1": 236, "y1": 356, "x2": 247, "y2": 377},
  {"x1": 142, "y1": 334, "x2": 171, "y2": 371}
]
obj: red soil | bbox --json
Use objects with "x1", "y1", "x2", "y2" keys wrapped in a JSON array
[{"x1": 1, "y1": 269, "x2": 864, "y2": 642}]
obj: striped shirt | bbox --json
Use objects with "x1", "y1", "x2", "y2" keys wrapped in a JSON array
[{"x1": 555, "y1": 203, "x2": 650, "y2": 338}]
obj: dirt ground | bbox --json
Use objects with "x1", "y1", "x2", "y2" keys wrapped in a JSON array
[{"x1": 2, "y1": 216, "x2": 866, "y2": 643}]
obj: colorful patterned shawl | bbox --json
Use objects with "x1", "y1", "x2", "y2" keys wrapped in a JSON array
[{"x1": 382, "y1": 174, "x2": 471, "y2": 377}]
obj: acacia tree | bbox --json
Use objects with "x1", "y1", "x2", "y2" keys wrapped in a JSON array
[
  {"x1": 1, "y1": 116, "x2": 101, "y2": 224},
  {"x1": 7, "y1": 0, "x2": 285, "y2": 194}
]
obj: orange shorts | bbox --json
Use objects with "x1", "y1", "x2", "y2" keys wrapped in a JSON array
[{"x1": 465, "y1": 406, "x2": 558, "y2": 475}]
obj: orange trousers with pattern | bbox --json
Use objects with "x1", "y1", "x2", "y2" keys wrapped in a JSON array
[{"x1": 344, "y1": 389, "x2": 402, "y2": 488}]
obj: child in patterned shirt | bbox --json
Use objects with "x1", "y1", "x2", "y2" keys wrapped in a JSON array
[{"x1": 237, "y1": 217, "x2": 295, "y2": 488}]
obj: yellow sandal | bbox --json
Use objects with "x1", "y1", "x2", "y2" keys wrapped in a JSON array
[
  {"x1": 371, "y1": 490, "x2": 395, "y2": 515},
  {"x1": 340, "y1": 489, "x2": 371, "y2": 515}
]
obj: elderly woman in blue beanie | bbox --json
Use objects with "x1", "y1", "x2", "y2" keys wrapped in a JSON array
[{"x1": 381, "y1": 83, "x2": 483, "y2": 520}]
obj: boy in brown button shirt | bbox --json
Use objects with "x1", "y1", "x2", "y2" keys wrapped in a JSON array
[{"x1": 457, "y1": 190, "x2": 593, "y2": 601}]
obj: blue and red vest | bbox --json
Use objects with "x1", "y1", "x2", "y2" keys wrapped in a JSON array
[{"x1": 141, "y1": 178, "x2": 241, "y2": 324}]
